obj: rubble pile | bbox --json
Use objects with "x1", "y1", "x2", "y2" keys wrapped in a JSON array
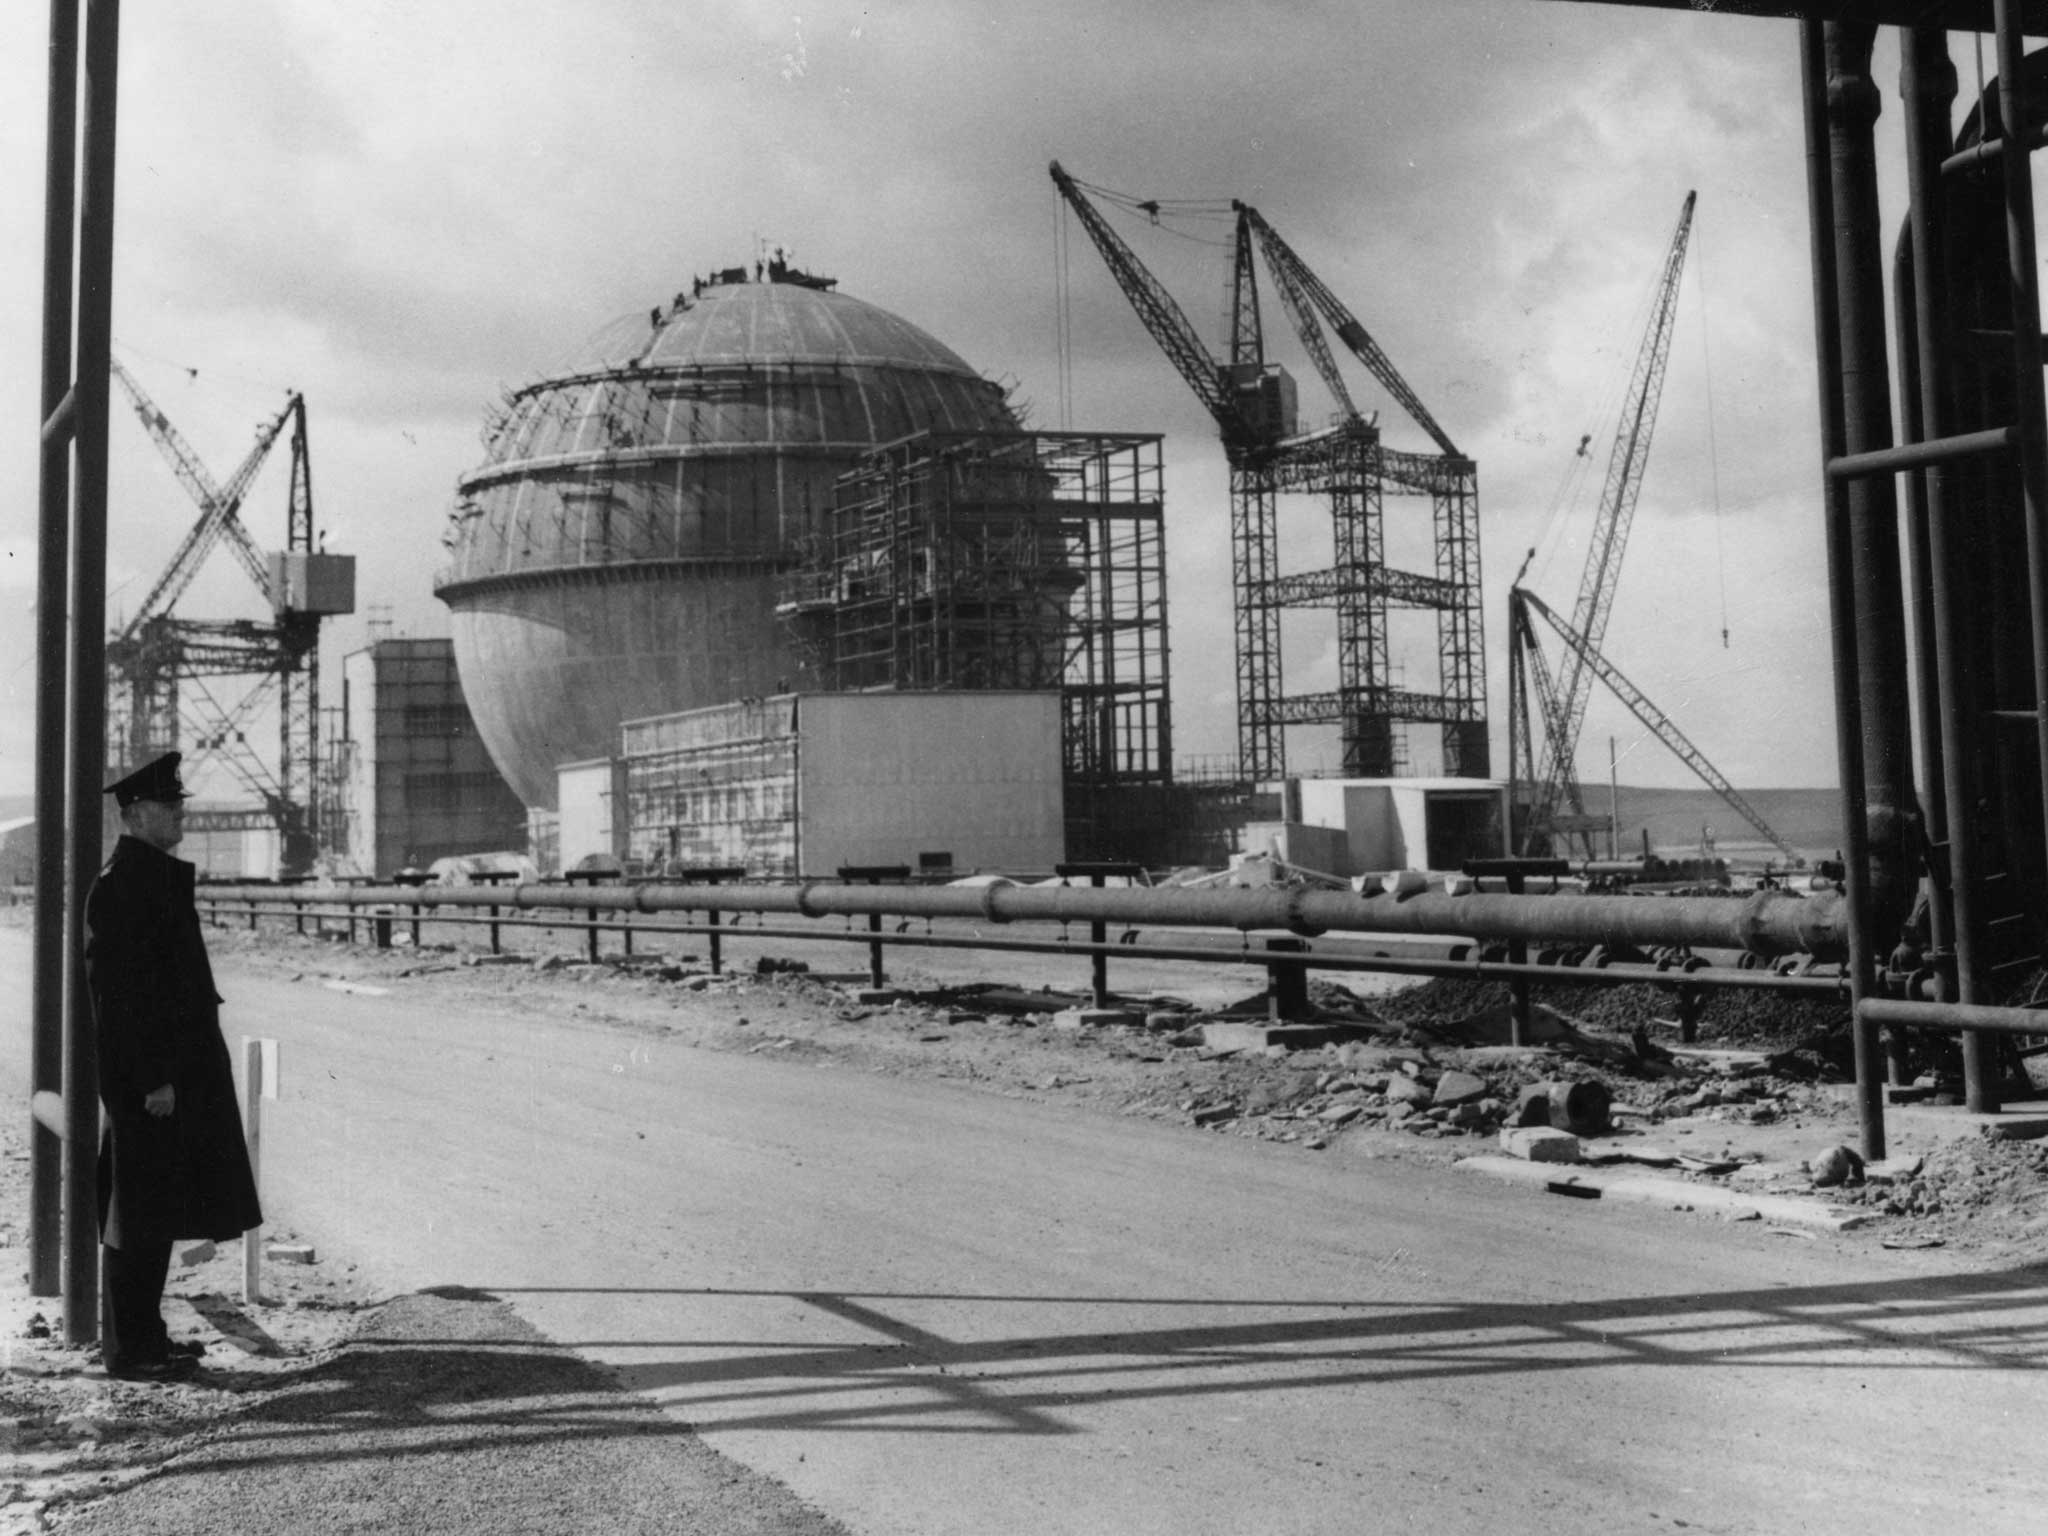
[
  {"x1": 1831, "y1": 1135, "x2": 2048, "y2": 1234},
  {"x1": 1367, "y1": 972, "x2": 1851, "y2": 1052}
]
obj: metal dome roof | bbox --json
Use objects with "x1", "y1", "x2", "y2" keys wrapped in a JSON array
[
  {"x1": 562, "y1": 275, "x2": 990, "y2": 378},
  {"x1": 453, "y1": 275, "x2": 1015, "y2": 495},
  {"x1": 434, "y1": 273, "x2": 1023, "y2": 808}
]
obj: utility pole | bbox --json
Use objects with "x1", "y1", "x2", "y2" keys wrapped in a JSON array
[{"x1": 32, "y1": 0, "x2": 122, "y2": 1345}]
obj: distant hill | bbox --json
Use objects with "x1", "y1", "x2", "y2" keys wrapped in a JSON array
[
  {"x1": 0, "y1": 795, "x2": 32, "y2": 824},
  {"x1": 1567, "y1": 784, "x2": 1844, "y2": 862}
]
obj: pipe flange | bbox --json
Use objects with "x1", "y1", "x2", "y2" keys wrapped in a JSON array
[{"x1": 1284, "y1": 890, "x2": 1327, "y2": 939}]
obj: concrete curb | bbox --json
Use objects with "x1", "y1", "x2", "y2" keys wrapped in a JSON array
[{"x1": 1456, "y1": 1155, "x2": 1874, "y2": 1233}]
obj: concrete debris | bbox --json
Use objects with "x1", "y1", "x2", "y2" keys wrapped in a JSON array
[
  {"x1": 264, "y1": 1244, "x2": 317, "y2": 1264},
  {"x1": 1500, "y1": 1127, "x2": 1582, "y2": 1163},
  {"x1": 1384, "y1": 1074, "x2": 1433, "y2": 1107},
  {"x1": 1808, "y1": 1145, "x2": 1865, "y2": 1188},
  {"x1": 1431, "y1": 1070, "x2": 1488, "y2": 1107}
]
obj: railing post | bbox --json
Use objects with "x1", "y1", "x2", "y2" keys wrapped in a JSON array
[
  {"x1": 1463, "y1": 858, "x2": 1570, "y2": 1047},
  {"x1": 1676, "y1": 982, "x2": 1700, "y2": 1044},
  {"x1": 839, "y1": 865, "x2": 908, "y2": 989},
  {"x1": 1264, "y1": 937, "x2": 1311, "y2": 1022},
  {"x1": 1057, "y1": 862, "x2": 1144, "y2": 1009}
]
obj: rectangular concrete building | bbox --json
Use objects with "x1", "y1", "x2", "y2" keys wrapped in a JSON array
[
  {"x1": 1245, "y1": 777, "x2": 1508, "y2": 879},
  {"x1": 332, "y1": 638, "x2": 527, "y2": 877},
  {"x1": 614, "y1": 691, "x2": 1066, "y2": 877}
]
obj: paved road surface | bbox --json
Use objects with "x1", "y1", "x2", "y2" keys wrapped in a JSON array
[{"x1": 7, "y1": 926, "x2": 2046, "y2": 1533}]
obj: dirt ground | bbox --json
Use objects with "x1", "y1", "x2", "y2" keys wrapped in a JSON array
[{"x1": 6, "y1": 902, "x2": 2048, "y2": 1529}]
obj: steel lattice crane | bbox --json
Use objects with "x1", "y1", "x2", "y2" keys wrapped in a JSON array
[
  {"x1": 1514, "y1": 191, "x2": 1696, "y2": 854},
  {"x1": 1512, "y1": 586, "x2": 1801, "y2": 866},
  {"x1": 1051, "y1": 161, "x2": 1487, "y2": 782},
  {"x1": 105, "y1": 361, "x2": 352, "y2": 877}
]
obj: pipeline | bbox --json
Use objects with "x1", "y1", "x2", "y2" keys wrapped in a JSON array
[{"x1": 296, "y1": 880, "x2": 1848, "y2": 962}]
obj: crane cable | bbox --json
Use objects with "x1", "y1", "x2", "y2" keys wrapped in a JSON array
[
  {"x1": 1528, "y1": 233, "x2": 1668, "y2": 598},
  {"x1": 1053, "y1": 190, "x2": 1074, "y2": 431}
]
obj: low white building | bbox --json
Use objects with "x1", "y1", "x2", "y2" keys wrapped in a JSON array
[
  {"x1": 566, "y1": 691, "x2": 1067, "y2": 878},
  {"x1": 1244, "y1": 777, "x2": 1508, "y2": 878}
]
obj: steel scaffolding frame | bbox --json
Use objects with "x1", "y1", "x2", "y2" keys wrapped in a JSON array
[
  {"x1": 1236, "y1": 420, "x2": 1486, "y2": 782},
  {"x1": 782, "y1": 429, "x2": 1172, "y2": 786}
]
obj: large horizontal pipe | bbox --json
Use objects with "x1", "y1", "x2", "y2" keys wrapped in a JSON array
[
  {"x1": 1858, "y1": 997, "x2": 2048, "y2": 1036},
  {"x1": 257, "y1": 881, "x2": 1848, "y2": 961},
  {"x1": 197, "y1": 893, "x2": 1850, "y2": 996}
]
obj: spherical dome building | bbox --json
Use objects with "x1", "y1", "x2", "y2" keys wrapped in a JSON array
[{"x1": 435, "y1": 266, "x2": 1020, "y2": 808}]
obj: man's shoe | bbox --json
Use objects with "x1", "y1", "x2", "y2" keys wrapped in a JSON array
[{"x1": 107, "y1": 1354, "x2": 197, "y2": 1383}]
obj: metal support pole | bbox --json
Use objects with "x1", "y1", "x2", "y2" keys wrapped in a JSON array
[
  {"x1": 60, "y1": 0, "x2": 121, "y2": 1345},
  {"x1": 1831, "y1": 26, "x2": 1919, "y2": 960},
  {"x1": 1901, "y1": 29, "x2": 1993, "y2": 1109},
  {"x1": 1994, "y1": 0, "x2": 2048, "y2": 1113},
  {"x1": 29, "y1": 0, "x2": 80, "y2": 1302},
  {"x1": 1059, "y1": 862, "x2": 1141, "y2": 1008},
  {"x1": 1264, "y1": 938, "x2": 1310, "y2": 1022},
  {"x1": 488, "y1": 902, "x2": 501, "y2": 955},
  {"x1": 1891, "y1": 56, "x2": 1947, "y2": 1091},
  {"x1": 839, "y1": 866, "x2": 906, "y2": 988},
  {"x1": 1506, "y1": 868, "x2": 1531, "y2": 1048},
  {"x1": 1804, "y1": 19, "x2": 1886, "y2": 1161}
]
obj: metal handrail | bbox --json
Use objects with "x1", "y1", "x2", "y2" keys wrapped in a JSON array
[{"x1": 195, "y1": 881, "x2": 1850, "y2": 1045}]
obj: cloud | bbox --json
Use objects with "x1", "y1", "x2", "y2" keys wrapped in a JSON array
[{"x1": 0, "y1": 2, "x2": 1890, "y2": 799}]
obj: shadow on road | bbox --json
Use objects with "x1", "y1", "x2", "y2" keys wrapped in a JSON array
[
  {"x1": 477, "y1": 1264, "x2": 2048, "y2": 1437},
  {"x1": 54, "y1": 1287, "x2": 852, "y2": 1536}
]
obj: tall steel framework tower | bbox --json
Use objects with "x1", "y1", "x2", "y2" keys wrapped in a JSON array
[
  {"x1": 1052, "y1": 163, "x2": 1485, "y2": 783},
  {"x1": 104, "y1": 362, "x2": 353, "y2": 876}
]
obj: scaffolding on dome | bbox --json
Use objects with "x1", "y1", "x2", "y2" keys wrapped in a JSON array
[{"x1": 779, "y1": 429, "x2": 1173, "y2": 787}]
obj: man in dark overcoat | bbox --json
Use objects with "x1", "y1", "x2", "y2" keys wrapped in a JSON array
[{"x1": 86, "y1": 751, "x2": 263, "y2": 1381}]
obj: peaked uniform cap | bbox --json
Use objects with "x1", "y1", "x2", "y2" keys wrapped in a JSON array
[{"x1": 105, "y1": 751, "x2": 191, "y2": 807}]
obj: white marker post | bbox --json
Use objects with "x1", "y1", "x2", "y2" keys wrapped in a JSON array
[{"x1": 242, "y1": 1037, "x2": 279, "y2": 1304}]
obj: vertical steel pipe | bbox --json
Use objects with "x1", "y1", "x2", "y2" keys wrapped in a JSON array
[
  {"x1": 29, "y1": 0, "x2": 80, "y2": 1301},
  {"x1": 1995, "y1": 0, "x2": 2048, "y2": 1114},
  {"x1": 60, "y1": 0, "x2": 119, "y2": 1346},
  {"x1": 1902, "y1": 30, "x2": 1995, "y2": 1107},
  {"x1": 1824, "y1": 24, "x2": 1919, "y2": 951},
  {"x1": 1803, "y1": 19, "x2": 1886, "y2": 1161}
]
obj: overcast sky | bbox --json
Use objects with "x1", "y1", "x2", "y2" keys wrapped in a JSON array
[{"x1": 0, "y1": 1, "x2": 1982, "y2": 805}]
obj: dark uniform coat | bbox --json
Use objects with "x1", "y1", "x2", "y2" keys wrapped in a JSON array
[{"x1": 85, "y1": 835, "x2": 263, "y2": 1248}]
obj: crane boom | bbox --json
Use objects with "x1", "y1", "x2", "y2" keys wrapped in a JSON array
[
  {"x1": 1242, "y1": 206, "x2": 1458, "y2": 457},
  {"x1": 1531, "y1": 190, "x2": 1697, "y2": 837},
  {"x1": 1520, "y1": 588, "x2": 1801, "y2": 865},
  {"x1": 112, "y1": 360, "x2": 291, "y2": 631},
  {"x1": 1238, "y1": 204, "x2": 1360, "y2": 426},
  {"x1": 1049, "y1": 161, "x2": 1260, "y2": 447}
]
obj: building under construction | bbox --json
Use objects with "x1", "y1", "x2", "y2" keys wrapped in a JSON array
[
  {"x1": 437, "y1": 261, "x2": 1223, "y2": 870},
  {"x1": 1050, "y1": 166, "x2": 1487, "y2": 786}
]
